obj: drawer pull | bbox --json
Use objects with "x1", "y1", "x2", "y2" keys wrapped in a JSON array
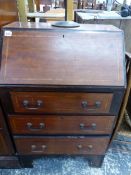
[
  {"x1": 77, "y1": 144, "x2": 83, "y2": 149},
  {"x1": 31, "y1": 145, "x2": 47, "y2": 153},
  {"x1": 23, "y1": 100, "x2": 43, "y2": 110},
  {"x1": 81, "y1": 101, "x2": 101, "y2": 109},
  {"x1": 77, "y1": 144, "x2": 93, "y2": 150},
  {"x1": 26, "y1": 122, "x2": 45, "y2": 131},
  {"x1": 80, "y1": 123, "x2": 96, "y2": 130},
  {"x1": 87, "y1": 145, "x2": 93, "y2": 150}
]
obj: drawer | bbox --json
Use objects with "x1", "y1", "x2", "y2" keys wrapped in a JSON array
[
  {"x1": 9, "y1": 115, "x2": 115, "y2": 135},
  {"x1": 10, "y1": 92, "x2": 113, "y2": 114},
  {"x1": 14, "y1": 137, "x2": 110, "y2": 155}
]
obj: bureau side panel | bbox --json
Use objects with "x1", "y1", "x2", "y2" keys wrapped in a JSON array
[{"x1": 0, "y1": 106, "x2": 14, "y2": 155}]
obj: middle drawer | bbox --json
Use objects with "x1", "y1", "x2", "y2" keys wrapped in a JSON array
[{"x1": 8, "y1": 115, "x2": 115, "y2": 135}]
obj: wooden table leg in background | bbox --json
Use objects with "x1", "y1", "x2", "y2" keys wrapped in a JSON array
[
  {"x1": 112, "y1": 52, "x2": 131, "y2": 140},
  {"x1": 35, "y1": 0, "x2": 40, "y2": 12}
]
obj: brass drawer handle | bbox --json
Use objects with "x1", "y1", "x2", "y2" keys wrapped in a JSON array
[
  {"x1": 26, "y1": 122, "x2": 45, "y2": 131},
  {"x1": 80, "y1": 123, "x2": 96, "y2": 130},
  {"x1": 87, "y1": 145, "x2": 93, "y2": 150},
  {"x1": 77, "y1": 144, "x2": 93, "y2": 150},
  {"x1": 23, "y1": 100, "x2": 43, "y2": 110},
  {"x1": 81, "y1": 101, "x2": 101, "y2": 109},
  {"x1": 77, "y1": 144, "x2": 83, "y2": 149},
  {"x1": 31, "y1": 145, "x2": 47, "y2": 153}
]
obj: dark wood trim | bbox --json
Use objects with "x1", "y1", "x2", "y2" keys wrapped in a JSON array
[
  {"x1": 87, "y1": 155, "x2": 105, "y2": 167},
  {"x1": 0, "y1": 106, "x2": 15, "y2": 155},
  {"x1": 0, "y1": 85, "x2": 125, "y2": 91},
  {"x1": 110, "y1": 90, "x2": 125, "y2": 115},
  {"x1": 0, "y1": 156, "x2": 20, "y2": 168}
]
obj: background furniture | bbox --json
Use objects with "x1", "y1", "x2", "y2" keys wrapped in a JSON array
[
  {"x1": 17, "y1": 0, "x2": 74, "y2": 22},
  {"x1": 110, "y1": 52, "x2": 131, "y2": 153},
  {"x1": 27, "y1": 8, "x2": 65, "y2": 22},
  {"x1": 77, "y1": 0, "x2": 96, "y2": 9},
  {"x1": 114, "y1": 53, "x2": 131, "y2": 135},
  {"x1": 0, "y1": 0, "x2": 18, "y2": 27},
  {"x1": 75, "y1": 10, "x2": 131, "y2": 53}
]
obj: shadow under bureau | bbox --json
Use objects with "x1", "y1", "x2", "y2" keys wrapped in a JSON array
[{"x1": 0, "y1": 22, "x2": 126, "y2": 168}]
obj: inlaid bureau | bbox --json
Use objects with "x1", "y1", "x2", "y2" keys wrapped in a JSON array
[{"x1": 0, "y1": 22, "x2": 126, "y2": 168}]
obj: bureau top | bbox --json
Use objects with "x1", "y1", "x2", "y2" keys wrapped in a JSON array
[
  {"x1": 0, "y1": 22, "x2": 125, "y2": 87},
  {"x1": 3, "y1": 22, "x2": 121, "y2": 31}
]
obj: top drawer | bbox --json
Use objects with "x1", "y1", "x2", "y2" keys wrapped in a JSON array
[{"x1": 10, "y1": 92, "x2": 113, "y2": 114}]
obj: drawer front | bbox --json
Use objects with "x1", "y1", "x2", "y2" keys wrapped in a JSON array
[
  {"x1": 10, "y1": 92, "x2": 113, "y2": 114},
  {"x1": 14, "y1": 137, "x2": 110, "y2": 155},
  {"x1": 9, "y1": 115, "x2": 115, "y2": 135}
]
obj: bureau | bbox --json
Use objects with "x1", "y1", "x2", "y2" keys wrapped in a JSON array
[{"x1": 0, "y1": 22, "x2": 126, "y2": 168}]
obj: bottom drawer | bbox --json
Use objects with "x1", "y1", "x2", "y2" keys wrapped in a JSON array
[{"x1": 14, "y1": 137, "x2": 110, "y2": 155}]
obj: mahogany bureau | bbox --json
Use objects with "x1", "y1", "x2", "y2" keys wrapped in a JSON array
[{"x1": 0, "y1": 22, "x2": 126, "y2": 168}]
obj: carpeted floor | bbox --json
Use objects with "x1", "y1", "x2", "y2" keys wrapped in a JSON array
[{"x1": 0, "y1": 145, "x2": 130, "y2": 175}]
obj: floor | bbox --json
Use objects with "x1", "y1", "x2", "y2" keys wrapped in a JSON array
[
  {"x1": 0, "y1": 140, "x2": 130, "y2": 175},
  {"x1": 0, "y1": 120, "x2": 130, "y2": 175}
]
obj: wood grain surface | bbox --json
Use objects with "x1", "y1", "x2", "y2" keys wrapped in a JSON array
[
  {"x1": 0, "y1": 23, "x2": 125, "y2": 87},
  {"x1": 10, "y1": 92, "x2": 113, "y2": 114},
  {"x1": 14, "y1": 136, "x2": 110, "y2": 155},
  {"x1": 8, "y1": 115, "x2": 115, "y2": 135}
]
